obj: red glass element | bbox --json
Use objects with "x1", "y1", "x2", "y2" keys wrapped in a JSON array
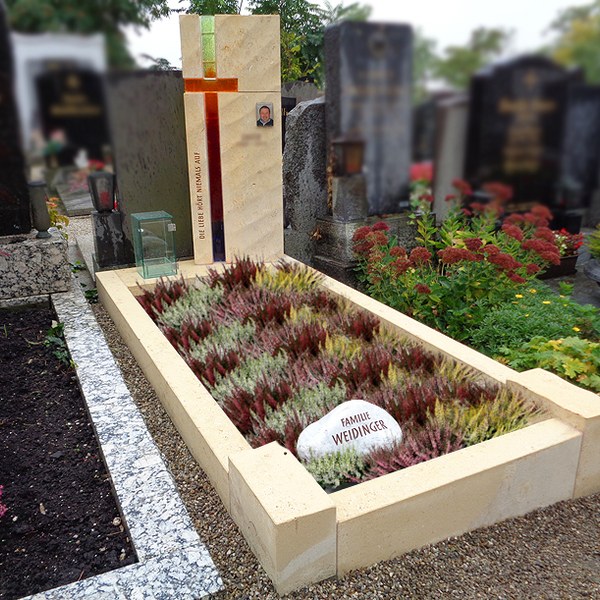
[
  {"x1": 205, "y1": 93, "x2": 225, "y2": 260},
  {"x1": 184, "y1": 78, "x2": 238, "y2": 93}
]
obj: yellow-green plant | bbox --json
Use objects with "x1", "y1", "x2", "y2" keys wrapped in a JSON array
[
  {"x1": 47, "y1": 197, "x2": 69, "y2": 239},
  {"x1": 498, "y1": 337, "x2": 600, "y2": 393},
  {"x1": 428, "y1": 391, "x2": 539, "y2": 446}
]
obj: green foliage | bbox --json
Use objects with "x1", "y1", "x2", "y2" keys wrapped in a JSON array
[
  {"x1": 433, "y1": 27, "x2": 513, "y2": 90},
  {"x1": 6, "y1": 0, "x2": 171, "y2": 68},
  {"x1": 498, "y1": 337, "x2": 600, "y2": 393},
  {"x1": 303, "y1": 448, "x2": 366, "y2": 489},
  {"x1": 413, "y1": 29, "x2": 438, "y2": 103},
  {"x1": 157, "y1": 280, "x2": 223, "y2": 329},
  {"x1": 186, "y1": 0, "x2": 370, "y2": 85},
  {"x1": 210, "y1": 350, "x2": 289, "y2": 403},
  {"x1": 84, "y1": 288, "x2": 99, "y2": 304},
  {"x1": 547, "y1": 1, "x2": 600, "y2": 83},
  {"x1": 189, "y1": 320, "x2": 257, "y2": 362},
  {"x1": 587, "y1": 224, "x2": 600, "y2": 259},
  {"x1": 469, "y1": 287, "x2": 600, "y2": 355},
  {"x1": 353, "y1": 202, "x2": 559, "y2": 341},
  {"x1": 44, "y1": 320, "x2": 73, "y2": 367},
  {"x1": 184, "y1": 0, "x2": 242, "y2": 14},
  {"x1": 262, "y1": 382, "x2": 347, "y2": 435},
  {"x1": 429, "y1": 392, "x2": 538, "y2": 447}
]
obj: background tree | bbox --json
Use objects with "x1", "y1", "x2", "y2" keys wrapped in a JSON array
[
  {"x1": 413, "y1": 29, "x2": 437, "y2": 103},
  {"x1": 433, "y1": 27, "x2": 512, "y2": 90},
  {"x1": 5, "y1": 0, "x2": 171, "y2": 68},
  {"x1": 547, "y1": 0, "x2": 600, "y2": 83},
  {"x1": 186, "y1": 0, "x2": 370, "y2": 85}
]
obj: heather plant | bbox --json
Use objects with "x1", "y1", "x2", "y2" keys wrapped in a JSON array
[
  {"x1": 304, "y1": 448, "x2": 367, "y2": 489},
  {"x1": 156, "y1": 281, "x2": 223, "y2": 329},
  {"x1": 353, "y1": 187, "x2": 561, "y2": 340},
  {"x1": 361, "y1": 424, "x2": 465, "y2": 480},
  {"x1": 188, "y1": 320, "x2": 257, "y2": 362},
  {"x1": 144, "y1": 258, "x2": 538, "y2": 487},
  {"x1": 429, "y1": 391, "x2": 538, "y2": 446},
  {"x1": 209, "y1": 351, "x2": 289, "y2": 403}
]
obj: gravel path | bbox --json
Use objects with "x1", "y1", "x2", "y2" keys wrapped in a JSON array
[{"x1": 92, "y1": 304, "x2": 600, "y2": 599}]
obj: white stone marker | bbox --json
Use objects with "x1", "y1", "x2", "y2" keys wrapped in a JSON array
[{"x1": 296, "y1": 400, "x2": 402, "y2": 461}]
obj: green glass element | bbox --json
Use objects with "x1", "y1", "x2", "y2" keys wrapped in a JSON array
[
  {"x1": 201, "y1": 16, "x2": 216, "y2": 78},
  {"x1": 131, "y1": 211, "x2": 177, "y2": 279}
]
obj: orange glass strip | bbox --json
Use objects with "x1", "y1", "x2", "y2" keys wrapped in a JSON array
[{"x1": 184, "y1": 78, "x2": 238, "y2": 93}]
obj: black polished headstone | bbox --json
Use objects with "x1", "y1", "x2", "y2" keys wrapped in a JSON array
[
  {"x1": 36, "y1": 67, "x2": 110, "y2": 164},
  {"x1": 0, "y1": 2, "x2": 30, "y2": 235},
  {"x1": 465, "y1": 55, "x2": 580, "y2": 212},
  {"x1": 562, "y1": 84, "x2": 600, "y2": 210},
  {"x1": 324, "y1": 22, "x2": 413, "y2": 215}
]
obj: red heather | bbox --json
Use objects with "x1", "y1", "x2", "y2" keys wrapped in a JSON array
[{"x1": 362, "y1": 425, "x2": 464, "y2": 480}]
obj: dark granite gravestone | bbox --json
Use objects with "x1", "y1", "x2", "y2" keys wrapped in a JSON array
[
  {"x1": 281, "y1": 96, "x2": 297, "y2": 151},
  {"x1": 36, "y1": 66, "x2": 110, "y2": 165},
  {"x1": 104, "y1": 71, "x2": 193, "y2": 263},
  {"x1": 283, "y1": 97, "x2": 328, "y2": 266},
  {"x1": 0, "y1": 2, "x2": 30, "y2": 235},
  {"x1": 465, "y1": 55, "x2": 580, "y2": 213},
  {"x1": 562, "y1": 84, "x2": 600, "y2": 213},
  {"x1": 324, "y1": 22, "x2": 412, "y2": 215}
]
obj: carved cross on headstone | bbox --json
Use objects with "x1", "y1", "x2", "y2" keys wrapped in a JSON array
[
  {"x1": 179, "y1": 14, "x2": 284, "y2": 264},
  {"x1": 0, "y1": 1, "x2": 31, "y2": 236}
]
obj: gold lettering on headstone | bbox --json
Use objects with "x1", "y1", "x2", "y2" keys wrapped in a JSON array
[{"x1": 498, "y1": 94, "x2": 557, "y2": 174}]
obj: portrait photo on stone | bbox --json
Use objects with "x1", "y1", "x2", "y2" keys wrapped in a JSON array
[{"x1": 256, "y1": 102, "x2": 274, "y2": 127}]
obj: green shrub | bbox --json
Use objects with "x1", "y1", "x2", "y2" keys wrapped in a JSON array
[
  {"x1": 469, "y1": 286, "x2": 600, "y2": 355},
  {"x1": 353, "y1": 199, "x2": 560, "y2": 341},
  {"x1": 497, "y1": 336, "x2": 600, "y2": 393}
]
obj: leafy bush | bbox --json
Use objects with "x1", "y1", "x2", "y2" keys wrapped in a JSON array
[
  {"x1": 497, "y1": 337, "x2": 600, "y2": 393},
  {"x1": 469, "y1": 286, "x2": 600, "y2": 355},
  {"x1": 587, "y1": 224, "x2": 600, "y2": 260},
  {"x1": 353, "y1": 197, "x2": 560, "y2": 340}
]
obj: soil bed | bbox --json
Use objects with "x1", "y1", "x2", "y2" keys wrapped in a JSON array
[{"x1": 0, "y1": 303, "x2": 136, "y2": 600}]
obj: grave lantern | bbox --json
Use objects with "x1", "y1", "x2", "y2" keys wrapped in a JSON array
[
  {"x1": 332, "y1": 139, "x2": 364, "y2": 176},
  {"x1": 87, "y1": 172, "x2": 115, "y2": 212}
]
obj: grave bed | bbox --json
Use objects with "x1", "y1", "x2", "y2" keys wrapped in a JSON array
[{"x1": 97, "y1": 258, "x2": 600, "y2": 595}]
